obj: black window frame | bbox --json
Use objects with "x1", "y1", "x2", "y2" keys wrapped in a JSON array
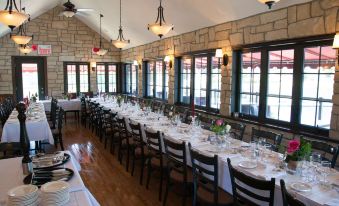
[
  {"x1": 124, "y1": 63, "x2": 138, "y2": 96},
  {"x1": 96, "y1": 62, "x2": 119, "y2": 93},
  {"x1": 177, "y1": 51, "x2": 222, "y2": 113},
  {"x1": 234, "y1": 35, "x2": 336, "y2": 136},
  {"x1": 145, "y1": 60, "x2": 168, "y2": 101},
  {"x1": 64, "y1": 62, "x2": 90, "y2": 95}
]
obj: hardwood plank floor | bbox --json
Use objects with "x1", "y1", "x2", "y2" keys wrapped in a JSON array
[{"x1": 57, "y1": 119, "x2": 190, "y2": 206}]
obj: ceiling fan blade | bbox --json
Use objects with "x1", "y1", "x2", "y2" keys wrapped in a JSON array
[
  {"x1": 77, "y1": 8, "x2": 94, "y2": 12},
  {"x1": 76, "y1": 12, "x2": 90, "y2": 17}
]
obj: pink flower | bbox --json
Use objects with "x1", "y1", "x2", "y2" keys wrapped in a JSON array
[
  {"x1": 287, "y1": 140, "x2": 300, "y2": 154},
  {"x1": 215, "y1": 119, "x2": 223, "y2": 126}
]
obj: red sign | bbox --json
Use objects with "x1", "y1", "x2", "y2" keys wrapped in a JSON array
[{"x1": 38, "y1": 45, "x2": 52, "y2": 55}]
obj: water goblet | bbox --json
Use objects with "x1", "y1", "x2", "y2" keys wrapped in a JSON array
[{"x1": 319, "y1": 161, "x2": 331, "y2": 189}]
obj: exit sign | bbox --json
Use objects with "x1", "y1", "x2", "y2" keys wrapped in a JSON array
[{"x1": 38, "y1": 45, "x2": 52, "y2": 55}]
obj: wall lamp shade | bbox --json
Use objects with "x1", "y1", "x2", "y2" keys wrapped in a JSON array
[
  {"x1": 133, "y1": 60, "x2": 139, "y2": 66},
  {"x1": 164, "y1": 55, "x2": 173, "y2": 68},
  {"x1": 257, "y1": 0, "x2": 280, "y2": 9},
  {"x1": 62, "y1": 10, "x2": 75, "y2": 18},
  {"x1": 11, "y1": 35, "x2": 32, "y2": 45},
  {"x1": 215, "y1": 49, "x2": 229, "y2": 66},
  {"x1": 0, "y1": 10, "x2": 28, "y2": 30},
  {"x1": 90, "y1": 62, "x2": 96, "y2": 71},
  {"x1": 333, "y1": 33, "x2": 339, "y2": 49},
  {"x1": 19, "y1": 45, "x2": 32, "y2": 54}
]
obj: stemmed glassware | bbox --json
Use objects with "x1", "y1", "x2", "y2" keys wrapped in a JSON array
[{"x1": 319, "y1": 160, "x2": 332, "y2": 189}]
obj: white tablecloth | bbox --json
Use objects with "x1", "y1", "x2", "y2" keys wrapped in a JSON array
[
  {"x1": 40, "y1": 99, "x2": 81, "y2": 112},
  {"x1": 0, "y1": 151, "x2": 99, "y2": 206},
  {"x1": 1, "y1": 103, "x2": 54, "y2": 144},
  {"x1": 93, "y1": 99, "x2": 339, "y2": 206}
]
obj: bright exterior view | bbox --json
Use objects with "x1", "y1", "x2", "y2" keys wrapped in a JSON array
[{"x1": 22, "y1": 63, "x2": 39, "y2": 99}]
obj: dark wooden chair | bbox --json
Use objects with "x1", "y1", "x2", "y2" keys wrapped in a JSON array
[
  {"x1": 227, "y1": 158, "x2": 275, "y2": 206},
  {"x1": 163, "y1": 138, "x2": 193, "y2": 206},
  {"x1": 189, "y1": 143, "x2": 233, "y2": 206},
  {"x1": 0, "y1": 142, "x2": 22, "y2": 159},
  {"x1": 152, "y1": 100, "x2": 163, "y2": 112},
  {"x1": 251, "y1": 127, "x2": 283, "y2": 151},
  {"x1": 225, "y1": 121, "x2": 246, "y2": 141},
  {"x1": 129, "y1": 120, "x2": 148, "y2": 185},
  {"x1": 198, "y1": 114, "x2": 214, "y2": 130},
  {"x1": 163, "y1": 103, "x2": 174, "y2": 117},
  {"x1": 145, "y1": 129, "x2": 166, "y2": 201},
  {"x1": 108, "y1": 112, "x2": 120, "y2": 154},
  {"x1": 52, "y1": 107, "x2": 65, "y2": 151},
  {"x1": 280, "y1": 179, "x2": 305, "y2": 206},
  {"x1": 301, "y1": 136, "x2": 339, "y2": 168},
  {"x1": 116, "y1": 117, "x2": 132, "y2": 171},
  {"x1": 80, "y1": 97, "x2": 89, "y2": 127},
  {"x1": 173, "y1": 106, "x2": 187, "y2": 122}
]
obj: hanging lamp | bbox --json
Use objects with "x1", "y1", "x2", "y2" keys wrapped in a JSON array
[
  {"x1": 112, "y1": 0, "x2": 130, "y2": 49},
  {"x1": 148, "y1": 0, "x2": 173, "y2": 38},
  {"x1": 0, "y1": 0, "x2": 29, "y2": 31},
  {"x1": 257, "y1": 0, "x2": 280, "y2": 9},
  {"x1": 19, "y1": 45, "x2": 32, "y2": 55},
  {"x1": 10, "y1": 8, "x2": 33, "y2": 45},
  {"x1": 96, "y1": 14, "x2": 108, "y2": 56}
]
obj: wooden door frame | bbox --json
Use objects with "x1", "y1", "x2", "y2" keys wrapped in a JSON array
[{"x1": 11, "y1": 56, "x2": 48, "y2": 101}]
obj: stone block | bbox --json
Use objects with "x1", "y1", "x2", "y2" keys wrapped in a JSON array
[
  {"x1": 265, "y1": 29, "x2": 288, "y2": 41},
  {"x1": 260, "y1": 9, "x2": 287, "y2": 24},
  {"x1": 320, "y1": 0, "x2": 339, "y2": 10},
  {"x1": 274, "y1": 19, "x2": 288, "y2": 29},
  {"x1": 256, "y1": 23, "x2": 273, "y2": 33},
  {"x1": 297, "y1": 3, "x2": 311, "y2": 21},
  {"x1": 215, "y1": 31, "x2": 229, "y2": 41},
  {"x1": 288, "y1": 17, "x2": 325, "y2": 38},
  {"x1": 208, "y1": 27, "x2": 215, "y2": 41},
  {"x1": 249, "y1": 33, "x2": 265, "y2": 44},
  {"x1": 311, "y1": 0, "x2": 324, "y2": 17},
  {"x1": 237, "y1": 16, "x2": 260, "y2": 29},
  {"x1": 230, "y1": 33, "x2": 243, "y2": 46},
  {"x1": 288, "y1": 6, "x2": 297, "y2": 23},
  {"x1": 52, "y1": 21, "x2": 68, "y2": 29},
  {"x1": 325, "y1": 7, "x2": 338, "y2": 33},
  {"x1": 215, "y1": 22, "x2": 232, "y2": 32}
]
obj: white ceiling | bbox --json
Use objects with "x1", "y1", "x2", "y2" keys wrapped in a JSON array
[{"x1": 0, "y1": 0, "x2": 312, "y2": 49}]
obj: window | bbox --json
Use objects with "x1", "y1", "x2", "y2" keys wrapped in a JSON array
[
  {"x1": 146, "y1": 60, "x2": 168, "y2": 100},
  {"x1": 108, "y1": 65, "x2": 117, "y2": 93},
  {"x1": 97, "y1": 65, "x2": 106, "y2": 92},
  {"x1": 300, "y1": 46, "x2": 335, "y2": 129},
  {"x1": 235, "y1": 38, "x2": 336, "y2": 134},
  {"x1": 64, "y1": 62, "x2": 90, "y2": 94},
  {"x1": 125, "y1": 64, "x2": 138, "y2": 95},
  {"x1": 96, "y1": 63, "x2": 118, "y2": 93},
  {"x1": 266, "y1": 49, "x2": 294, "y2": 122},
  {"x1": 179, "y1": 58, "x2": 191, "y2": 104},
  {"x1": 178, "y1": 53, "x2": 223, "y2": 111}
]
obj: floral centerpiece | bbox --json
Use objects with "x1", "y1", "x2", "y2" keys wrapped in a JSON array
[
  {"x1": 30, "y1": 93, "x2": 38, "y2": 103},
  {"x1": 210, "y1": 119, "x2": 231, "y2": 135},
  {"x1": 284, "y1": 139, "x2": 312, "y2": 170}
]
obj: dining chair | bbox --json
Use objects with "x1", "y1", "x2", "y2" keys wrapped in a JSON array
[
  {"x1": 80, "y1": 97, "x2": 89, "y2": 128},
  {"x1": 145, "y1": 129, "x2": 166, "y2": 201},
  {"x1": 189, "y1": 143, "x2": 233, "y2": 206},
  {"x1": 0, "y1": 105, "x2": 7, "y2": 127},
  {"x1": 227, "y1": 158, "x2": 276, "y2": 206},
  {"x1": 128, "y1": 119, "x2": 148, "y2": 185},
  {"x1": 163, "y1": 104, "x2": 174, "y2": 117},
  {"x1": 52, "y1": 107, "x2": 65, "y2": 151},
  {"x1": 163, "y1": 138, "x2": 193, "y2": 206},
  {"x1": 198, "y1": 114, "x2": 214, "y2": 130},
  {"x1": 225, "y1": 121, "x2": 246, "y2": 141},
  {"x1": 101, "y1": 108, "x2": 112, "y2": 147},
  {"x1": 173, "y1": 106, "x2": 187, "y2": 122},
  {"x1": 280, "y1": 179, "x2": 305, "y2": 206},
  {"x1": 116, "y1": 117, "x2": 131, "y2": 171},
  {"x1": 152, "y1": 100, "x2": 163, "y2": 112},
  {"x1": 300, "y1": 136, "x2": 339, "y2": 168},
  {"x1": 0, "y1": 142, "x2": 22, "y2": 159},
  {"x1": 251, "y1": 127, "x2": 283, "y2": 151},
  {"x1": 108, "y1": 112, "x2": 120, "y2": 155}
]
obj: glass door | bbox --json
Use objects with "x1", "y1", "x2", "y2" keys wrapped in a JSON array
[{"x1": 12, "y1": 56, "x2": 47, "y2": 101}]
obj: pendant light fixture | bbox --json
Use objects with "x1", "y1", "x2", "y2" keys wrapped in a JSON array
[
  {"x1": 0, "y1": 0, "x2": 29, "y2": 31},
  {"x1": 19, "y1": 45, "x2": 32, "y2": 55},
  {"x1": 112, "y1": 0, "x2": 130, "y2": 49},
  {"x1": 96, "y1": 14, "x2": 108, "y2": 56},
  {"x1": 10, "y1": 8, "x2": 33, "y2": 45},
  {"x1": 148, "y1": 0, "x2": 173, "y2": 38},
  {"x1": 258, "y1": 0, "x2": 280, "y2": 9}
]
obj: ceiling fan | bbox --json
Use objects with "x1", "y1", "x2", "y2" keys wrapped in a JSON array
[{"x1": 59, "y1": 0, "x2": 94, "y2": 18}]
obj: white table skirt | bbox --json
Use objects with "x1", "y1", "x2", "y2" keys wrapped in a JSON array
[
  {"x1": 0, "y1": 151, "x2": 99, "y2": 206},
  {"x1": 93, "y1": 99, "x2": 339, "y2": 206},
  {"x1": 40, "y1": 99, "x2": 81, "y2": 112},
  {"x1": 1, "y1": 104, "x2": 54, "y2": 144}
]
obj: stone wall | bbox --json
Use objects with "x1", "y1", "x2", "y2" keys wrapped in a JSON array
[
  {"x1": 0, "y1": 6, "x2": 120, "y2": 97},
  {"x1": 121, "y1": 0, "x2": 339, "y2": 140}
]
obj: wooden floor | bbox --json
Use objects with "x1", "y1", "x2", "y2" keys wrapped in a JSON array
[{"x1": 57, "y1": 119, "x2": 189, "y2": 206}]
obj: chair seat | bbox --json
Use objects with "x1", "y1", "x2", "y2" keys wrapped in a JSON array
[
  {"x1": 197, "y1": 187, "x2": 233, "y2": 206},
  {"x1": 170, "y1": 168, "x2": 193, "y2": 183}
]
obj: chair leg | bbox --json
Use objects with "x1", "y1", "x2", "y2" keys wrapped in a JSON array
[
  {"x1": 131, "y1": 150, "x2": 136, "y2": 176},
  {"x1": 159, "y1": 168, "x2": 163, "y2": 201},
  {"x1": 182, "y1": 182, "x2": 187, "y2": 206},
  {"x1": 163, "y1": 172, "x2": 170, "y2": 206},
  {"x1": 140, "y1": 156, "x2": 144, "y2": 185},
  {"x1": 104, "y1": 135, "x2": 107, "y2": 149},
  {"x1": 59, "y1": 135, "x2": 65, "y2": 151},
  {"x1": 126, "y1": 145, "x2": 130, "y2": 172},
  {"x1": 146, "y1": 159, "x2": 152, "y2": 189}
]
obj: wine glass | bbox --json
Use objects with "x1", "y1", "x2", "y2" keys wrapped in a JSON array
[{"x1": 320, "y1": 160, "x2": 331, "y2": 189}]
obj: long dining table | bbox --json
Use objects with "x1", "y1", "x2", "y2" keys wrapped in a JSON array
[
  {"x1": 92, "y1": 98, "x2": 339, "y2": 206},
  {"x1": 1, "y1": 102, "x2": 54, "y2": 144}
]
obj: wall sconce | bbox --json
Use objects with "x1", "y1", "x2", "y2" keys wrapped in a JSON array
[
  {"x1": 164, "y1": 55, "x2": 173, "y2": 68},
  {"x1": 90, "y1": 61, "x2": 97, "y2": 72},
  {"x1": 133, "y1": 60, "x2": 138, "y2": 66},
  {"x1": 215, "y1": 49, "x2": 228, "y2": 66},
  {"x1": 333, "y1": 33, "x2": 339, "y2": 64}
]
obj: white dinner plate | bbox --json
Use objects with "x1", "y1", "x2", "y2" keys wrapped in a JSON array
[
  {"x1": 41, "y1": 181, "x2": 70, "y2": 193},
  {"x1": 7, "y1": 185, "x2": 38, "y2": 198},
  {"x1": 238, "y1": 161, "x2": 257, "y2": 169},
  {"x1": 290, "y1": 182, "x2": 312, "y2": 192}
]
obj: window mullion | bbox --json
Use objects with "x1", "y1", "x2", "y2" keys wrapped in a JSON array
[
  {"x1": 291, "y1": 46, "x2": 303, "y2": 130},
  {"x1": 259, "y1": 49, "x2": 268, "y2": 123}
]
